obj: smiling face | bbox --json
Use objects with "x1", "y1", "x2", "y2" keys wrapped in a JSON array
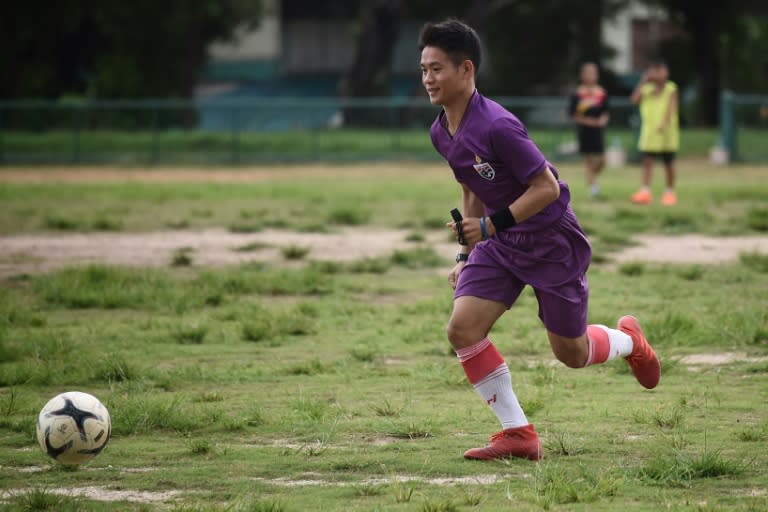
[{"x1": 420, "y1": 46, "x2": 474, "y2": 107}]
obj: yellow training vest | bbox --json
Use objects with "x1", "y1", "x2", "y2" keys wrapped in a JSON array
[{"x1": 638, "y1": 81, "x2": 679, "y2": 152}]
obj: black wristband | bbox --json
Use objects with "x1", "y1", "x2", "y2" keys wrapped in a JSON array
[{"x1": 489, "y1": 207, "x2": 517, "y2": 232}]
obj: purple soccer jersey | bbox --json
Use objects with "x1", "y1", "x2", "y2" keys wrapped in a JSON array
[
  {"x1": 431, "y1": 91, "x2": 592, "y2": 338},
  {"x1": 430, "y1": 91, "x2": 570, "y2": 232}
]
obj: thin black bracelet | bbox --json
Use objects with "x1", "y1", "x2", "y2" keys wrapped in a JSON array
[{"x1": 489, "y1": 207, "x2": 517, "y2": 232}]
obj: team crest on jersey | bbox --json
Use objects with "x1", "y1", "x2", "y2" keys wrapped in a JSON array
[{"x1": 473, "y1": 155, "x2": 495, "y2": 181}]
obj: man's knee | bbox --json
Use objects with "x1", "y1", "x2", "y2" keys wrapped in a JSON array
[
  {"x1": 446, "y1": 320, "x2": 465, "y2": 346},
  {"x1": 446, "y1": 318, "x2": 480, "y2": 347}
]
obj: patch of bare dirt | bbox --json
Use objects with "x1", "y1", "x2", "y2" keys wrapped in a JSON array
[
  {"x1": 252, "y1": 474, "x2": 506, "y2": 487},
  {"x1": 0, "y1": 228, "x2": 766, "y2": 279},
  {"x1": 677, "y1": 352, "x2": 768, "y2": 365},
  {"x1": 0, "y1": 228, "x2": 455, "y2": 278},
  {"x1": 613, "y1": 234, "x2": 768, "y2": 264}
]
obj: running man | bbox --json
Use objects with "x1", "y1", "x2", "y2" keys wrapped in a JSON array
[
  {"x1": 630, "y1": 59, "x2": 679, "y2": 206},
  {"x1": 569, "y1": 62, "x2": 610, "y2": 198},
  {"x1": 419, "y1": 19, "x2": 660, "y2": 461}
]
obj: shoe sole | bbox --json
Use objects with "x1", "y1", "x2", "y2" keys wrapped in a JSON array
[
  {"x1": 463, "y1": 442, "x2": 542, "y2": 461},
  {"x1": 464, "y1": 451, "x2": 541, "y2": 461}
]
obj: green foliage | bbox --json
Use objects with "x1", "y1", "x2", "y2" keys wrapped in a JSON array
[{"x1": 0, "y1": 2, "x2": 261, "y2": 99}]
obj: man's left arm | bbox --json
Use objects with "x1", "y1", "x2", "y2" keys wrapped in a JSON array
[
  {"x1": 484, "y1": 167, "x2": 559, "y2": 238},
  {"x1": 458, "y1": 166, "x2": 560, "y2": 243}
]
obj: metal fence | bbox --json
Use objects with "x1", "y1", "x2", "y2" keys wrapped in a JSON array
[
  {"x1": 0, "y1": 96, "x2": 650, "y2": 165},
  {"x1": 719, "y1": 91, "x2": 768, "y2": 162}
]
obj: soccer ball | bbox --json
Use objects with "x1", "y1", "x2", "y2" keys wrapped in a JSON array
[{"x1": 36, "y1": 391, "x2": 111, "y2": 465}]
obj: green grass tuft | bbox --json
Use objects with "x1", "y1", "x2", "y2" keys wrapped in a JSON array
[
  {"x1": 327, "y1": 207, "x2": 370, "y2": 225},
  {"x1": 281, "y1": 245, "x2": 311, "y2": 260},
  {"x1": 740, "y1": 251, "x2": 768, "y2": 273},
  {"x1": 233, "y1": 241, "x2": 272, "y2": 252},
  {"x1": 173, "y1": 322, "x2": 208, "y2": 344},
  {"x1": 638, "y1": 446, "x2": 746, "y2": 487},
  {"x1": 171, "y1": 247, "x2": 194, "y2": 267},
  {"x1": 391, "y1": 247, "x2": 443, "y2": 268},
  {"x1": 618, "y1": 262, "x2": 645, "y2": 276},
  {"x1": 8, "y1": 488, "x2": 83, "y2": 512},
  {"x1": 746, "y1": 207, "x2": 768, "y2": 231}
]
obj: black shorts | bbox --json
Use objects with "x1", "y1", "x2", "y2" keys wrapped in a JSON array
[
  {"x1": 576, "y1": 126, "x2": 604, "y2": 154},
  {"x1": 643, "y1": 151, "x2": 676, "y2": 164}
]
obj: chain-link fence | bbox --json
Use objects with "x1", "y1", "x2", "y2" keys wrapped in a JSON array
[
  {"x1": 719, "y1": 91, "x2": 768, "y2": 162},
  {"x1": 0, "y1": 96, "x2": 649, "y2": 165}
]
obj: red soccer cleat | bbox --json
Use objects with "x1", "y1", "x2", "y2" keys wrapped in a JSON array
[
  {"x1": 463, "y1": 424, "x2": 542, "y2": 461},
  {"x1": 618, "y1": 315, "x2": 661, "y2": 389}
]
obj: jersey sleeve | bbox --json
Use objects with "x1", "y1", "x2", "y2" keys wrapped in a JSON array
[
  {"x1": 489, "y1": 117, "x2": 547, "y2": 184},
  {"x1": 600, "y1": 93, "x2": 609, "y2": 115},
  {"x1": 568, "y1": 92, "x2": 578, "y2": 117}
]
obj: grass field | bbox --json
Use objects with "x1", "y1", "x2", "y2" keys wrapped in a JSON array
[{"x1": 0, "y1": 162, "x2": 767, "y2": 511}]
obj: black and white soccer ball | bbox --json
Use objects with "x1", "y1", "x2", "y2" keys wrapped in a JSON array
[{"x1": 36, "y1": 391, "x2": 111, "y2": 465}]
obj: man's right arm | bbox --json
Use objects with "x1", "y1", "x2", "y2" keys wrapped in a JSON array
[
  {"x1": 448, "y1": 183, "x2": 483, "y2": 289},
  {"x1": 459, "y1": 183, "x2": 485, "y2": 255}
]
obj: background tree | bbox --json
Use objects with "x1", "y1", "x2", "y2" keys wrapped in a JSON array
[
  {"x1": 374, "y1": 0, "x2": 630, "y2": 97},
  {"x1": 338, "y1": 0, "x2": 404, "y2": 98},
  {"x1": 478, "y1": 0, "x2": 628, "y2": 96},
  {"x1": 0, "y1": 1, "x2": 261, "y2": 99},
  {"x1": 647, "y1": 0, "x2": 768, "y2": 124}
]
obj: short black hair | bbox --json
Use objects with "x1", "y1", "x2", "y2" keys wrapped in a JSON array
[
  {"x1": 649, "y1": 58, "x2": 668, "y2": 68},
  {"x1": 418, "y1": 19, "x2": 481, "y2": 74}
]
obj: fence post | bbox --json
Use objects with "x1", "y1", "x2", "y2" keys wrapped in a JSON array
[
  {"x1": 0, "y1": 106, "x2": 4, "y2": 164},
  {"x1": 230, "y1": 107, "x2": 240, "y2": 164},
  {"x1": 390, "y1": 99, "x2": 401, "y2": 154},
  {"x1": 150, "y1": 105, "x2": 159, "y2": 164},
  {"x1": 719, "y1": 90, "x2": 736, "y2": 161},
  {"x1": 72, "y1": 105, "x2": 81, "y2": 163},
  {"x1": 310, "y1": 104, "x2": 319, "y2": 162}
]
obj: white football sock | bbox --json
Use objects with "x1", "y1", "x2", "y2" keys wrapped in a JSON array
[
  {"x1": 591, "y1": 324, "x2": 634, "y2": 361},
  {"x1": 473, "y1": 363, "x2": 528, "y2": 429}
]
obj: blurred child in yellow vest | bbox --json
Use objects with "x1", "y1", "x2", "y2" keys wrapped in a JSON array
[{"x1": 630, "y1": 60, "x2": 679, "y2": 206}]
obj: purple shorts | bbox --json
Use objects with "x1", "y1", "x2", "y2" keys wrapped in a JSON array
[{"x1": 454, "y1": 207, "x2": 591, "y2": 338}]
